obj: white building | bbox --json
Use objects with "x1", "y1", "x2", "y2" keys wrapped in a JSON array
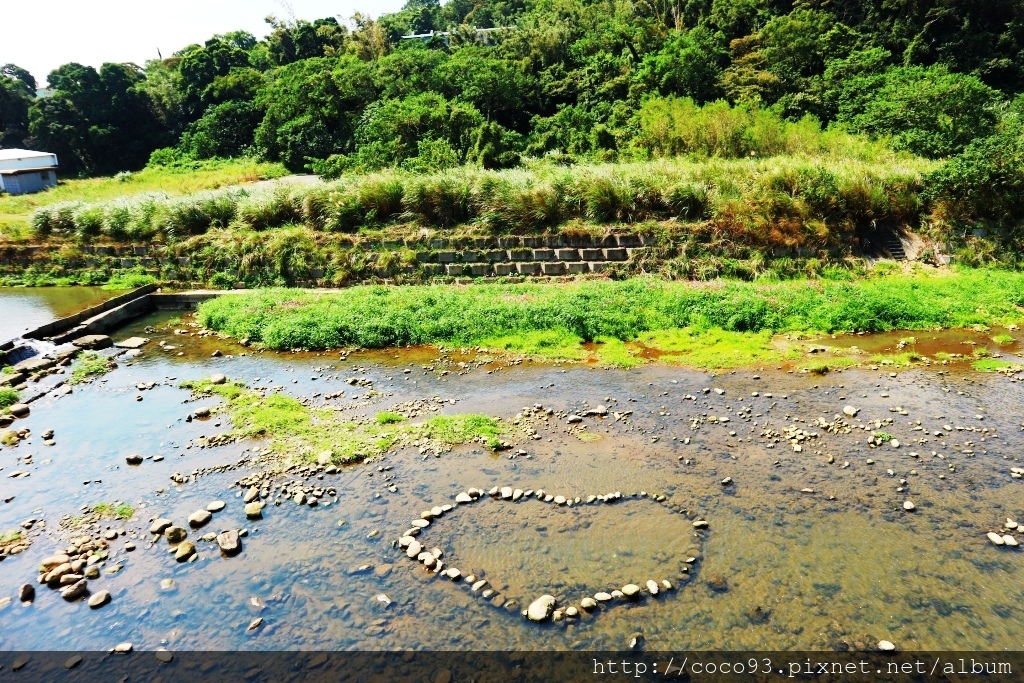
[{"x1": 0, "y1": 149, "x2": 59, "y2": 195}]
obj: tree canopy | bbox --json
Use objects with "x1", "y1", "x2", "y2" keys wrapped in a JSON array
[{"x1": 5, "y1": 0, "x2": 1024, "y2": 179}]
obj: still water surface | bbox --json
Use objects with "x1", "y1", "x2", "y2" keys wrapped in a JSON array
[
  {"x1": 0, "y1": 287, "x2": 110, "y2": 341},
  {"x1": 0, "y1": 289, "x2": 1021, "y2": 651}
]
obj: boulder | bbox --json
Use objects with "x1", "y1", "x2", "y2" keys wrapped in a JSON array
[
  {"x1": 9, "y1": 403, "x2": 29, "y2": 418},
  {"x1": 210, "y1": 373, "x2": 227, "y2": 385}
]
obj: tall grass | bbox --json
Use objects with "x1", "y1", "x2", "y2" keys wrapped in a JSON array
[
  {"x1": 31, "y1": 156, "x2": 934, "y2": 250},
  {"x1": 1, "y1": 158, "x2": 288, "y2": 240},
  {"x1": 197, "y1": 270, "x2": 1024, "y2": 351},
  {"x1": 631, "y1": 97, "x2": 897, "y2": 162}
]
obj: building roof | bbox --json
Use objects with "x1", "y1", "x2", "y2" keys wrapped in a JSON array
[
  {"x1": 0, "y1": 166, "x2": 58, "y2": 175},
  {"x1": 0, "y1": 149, "x2": 56, "y2": 162}
]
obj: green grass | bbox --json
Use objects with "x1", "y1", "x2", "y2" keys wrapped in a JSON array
[
  {"x1": 421, "y1": 414, "x2": 502, "y2": 444},
  {"x1": 102, "y1": 272, "x2": 158, "y2": 290},
  {"x1": 972, "y1": 358, "x2": 1022, "y2": 372},
  {"x1": 182, "y1": 378, "x2": 508, "y2": 464},
  {"x1": 0, "y1": 158, "x2": 288, "y2": 240},
  {"x1": 0, "y1": 387, "x2": 19, "y2": 412},
  {"x1": 992, "y1": 333, "x2": 1015, "y2": 345},
  {"x1": 0, "y1": 529, "x2": 22, "y2": 547},
  {"x1": 90, "y1": 502, "x2": 135, "y2": 520},
  {"x1": 70, "y1": 352, "x2": 115, "y2": 384},
  {"x1": 196, "y1": 271, "x2": 1024, "y2": 369}
]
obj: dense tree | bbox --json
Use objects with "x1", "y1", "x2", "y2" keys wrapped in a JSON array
[
  {"x1": 19, "y1": 0, "x2": 1024, "y2": 179},
  {"x1": 254, "y1": 56, "x2": 375, "y2": 170},
  {"x1": 0, "y1": 64, "x2": 35, "y2": 147},
  {"x1": 29, "y1": 63, "x2": 165, "y2": 175}
]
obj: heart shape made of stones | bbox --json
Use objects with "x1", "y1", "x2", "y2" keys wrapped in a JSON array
[{"x1": 395, "y1": 485, "x2": 707, "y2": 623}]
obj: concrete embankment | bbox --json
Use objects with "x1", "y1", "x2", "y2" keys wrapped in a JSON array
[{"x1": 0, "y1": 287, "x2": 230, "y2": 396}]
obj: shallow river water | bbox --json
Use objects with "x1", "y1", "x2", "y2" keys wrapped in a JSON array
[{"x1": 0, "y1": 289, "x2": 1022, "y2": 653}]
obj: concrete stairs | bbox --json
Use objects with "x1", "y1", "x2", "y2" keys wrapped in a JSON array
[{"x1": 882, "y1": 232, "x2": 907, "y2": 261}]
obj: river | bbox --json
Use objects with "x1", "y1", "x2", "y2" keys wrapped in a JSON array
[{"x1": 0, "y1": 288, "x2": 1022, "y2": 653}]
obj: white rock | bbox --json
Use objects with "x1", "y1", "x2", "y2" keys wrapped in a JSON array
[
  {"x1": 987, "y1": 532, "x2": 1005, "y2": 546},
  {"x1": 527, "y1": 595, "x2": 557, "y2": 622},
  {"x1": 878, "y1": 640, "x2": 896, "y2": 651}
]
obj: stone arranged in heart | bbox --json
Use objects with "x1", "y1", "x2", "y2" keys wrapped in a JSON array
[{"x1": 395, "y1": 485, "x2": 708, "y2": 623}]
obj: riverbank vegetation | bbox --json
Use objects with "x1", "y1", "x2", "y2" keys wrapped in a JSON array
[
  {"x1": 25, "y1": 151, "x2": 926, "y2": 243},
  {"x1": 196, "y1": 271, "x2": 1024, "y2": 368},
  {"x1": 4, "y1": 1, "x2": 1024, "y2": 262},
  {"x1": 70, "y1": 352, "x2": 116, "y2": 384},
  {"x1": 0, "y1": 159, "x2": 289, "y2": 240},
  {"x1": 182, "y1": 378, "x2": 507, "y2": 464},
  {"x1": 0, "y1": 387, "x2": 19, "y2": 412}
]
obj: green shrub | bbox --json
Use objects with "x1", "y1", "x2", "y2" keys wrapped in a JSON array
[
  {"x1": 376, "y1": 411, "x2": 405, "y2": 425},
  {"x1": 0, "y1": 387, "x2": 19, "y2": 411}
]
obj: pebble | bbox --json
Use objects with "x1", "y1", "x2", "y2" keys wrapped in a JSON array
[
  {"x1": 149, "y1": 518, "x2": 172, "y2": 534},
  {"x1": 188, "y1": 509, "x2": 213, "y2": 527},
  {"x1": 594, "y1": 592, "x2": 612, "y2": 602},
  {"x1": 621, "y1": 584, "x2": 641, "y2": 598},
  {"x1": 1003, "y1": 535, "x2": 1019, "y2": 547},
  {"x1": 987, "y1": 532, "x2": 1005, "y2": 546},
  {"x1": 207, "y1": 500, "x2": 226, "y2": 512},
  {"x1": 903, "y1": 501, "x2": 915, "y2": 512},
  {"x1": 19, "y1": 584, "x2": 34, "y2": 603},
  {"x1": 646, "y1": 580, "x2": 660, "y2": 595},
  {"x1": 61, "y1": 579, "x2": 88, "y2": 601},
  {"x1": 210, "y1": 373, "x2": 226, "y2": 384},
  {"x1": 88, "y1": 590, "x2": 111, "y2": 608},
  {"x1": 217, "y1": 530, "x2": 242, "y2": 556},
  {"x1": 580, "y1": 597, "x2": 597, "y2": 610},
  {"x1": 165, "y1": 526, "x2": 187, "y2": 543},
  {"x1": 878, "y1": 640, "x2": 896, "y2": 651},
  {"x1": 174, "y1": 541, "x2": 196, "y2": 561},
  {"x1": 155, "y1": 650, "x2": 174, "y2": 663},
  {"x1": 527, "y1": 595, "x2": 557, "y2": 622},
  {"x1": 244, "y1": 502, "x2": 264, "y2": 519}
]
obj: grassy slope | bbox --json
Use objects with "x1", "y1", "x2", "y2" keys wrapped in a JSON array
[
  {"x1": 25, "y1": 154, "x2": 934, "y2": 247},
  {"x1": 196, "y1": 270, "x2": 1024, "y2": 369},
  {"x1": 0, "y1": 159, "x2": 288, "y2": 240}
]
